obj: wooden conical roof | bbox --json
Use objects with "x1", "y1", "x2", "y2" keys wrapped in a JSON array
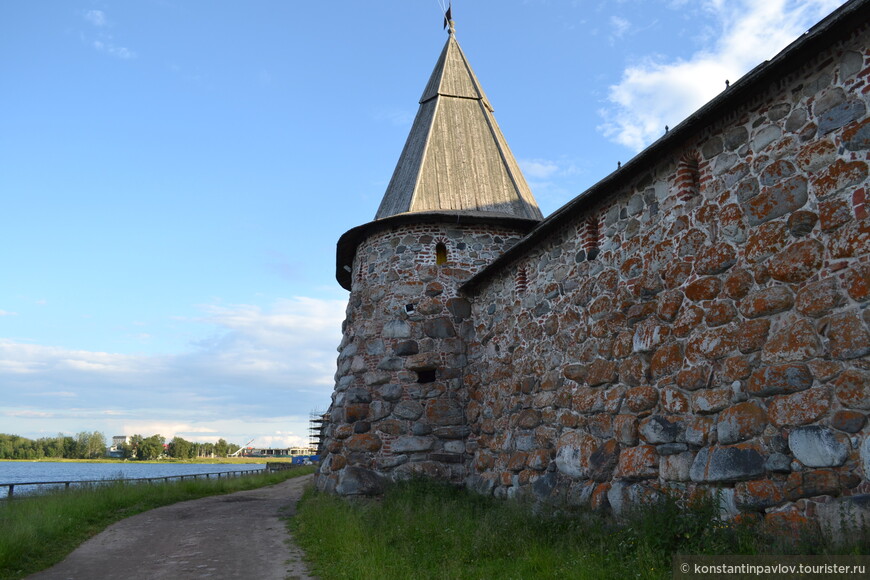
[{"x1": 374, "y1": 29, "x2": 543, "y2": 221}]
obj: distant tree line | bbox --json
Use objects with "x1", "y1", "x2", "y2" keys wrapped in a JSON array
[
  {"x1": 0, "y1": 433, "x2": 242, "y2": 461},
  {"x1": 0, "y1": 432, "x2": 107, "y2": 460},
  {"x1": 120, "y1": 435, "x2": 240, "y2": 460}
]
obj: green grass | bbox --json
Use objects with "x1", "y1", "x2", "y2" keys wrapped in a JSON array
[
  {"x1": 0, "y1": 465, "x2": 315, "y2": 580},
  {"x1": 292, "y1": 478, "x2": 869, "y2": 580}
]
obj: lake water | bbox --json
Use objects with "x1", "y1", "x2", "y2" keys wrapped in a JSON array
[{"x1": 0, "y1": 462, "x2": 265, "y2": 496}]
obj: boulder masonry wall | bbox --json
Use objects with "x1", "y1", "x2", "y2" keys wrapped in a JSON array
[
  {"x1": 318, "y1": 4, "x2": 870, "y2": 535},
  {"x1": 461, "y1": 21, "x2": 870, "y2": 533}
]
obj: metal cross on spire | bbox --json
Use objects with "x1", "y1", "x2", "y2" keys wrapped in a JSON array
[{"x1": 443, "y1": 3, "x2": 454, "y2": 34}]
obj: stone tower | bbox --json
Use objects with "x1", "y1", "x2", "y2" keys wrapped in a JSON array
[{"x1": 317, "y1": 20, "x2": 543, "y2": 495}]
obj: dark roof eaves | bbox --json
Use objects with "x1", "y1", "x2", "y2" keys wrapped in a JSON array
[{"x1": 460, "y1": 0, "x2": 869, "y2": 295}]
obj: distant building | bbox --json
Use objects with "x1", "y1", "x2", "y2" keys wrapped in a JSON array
[
  {"x1": 243, "y1": 447, "x2": 317, "y2": 457},
  {"x1": 108, "y1": 435, "x2": 130, "y2": 458},
  {"x1": 111, "y1": 435, "x2": 130, "y2": 449}
]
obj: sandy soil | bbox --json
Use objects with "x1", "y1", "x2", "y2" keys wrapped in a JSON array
[{"x1": 26, "y1": 474, "x2": 316, "y2": 580}]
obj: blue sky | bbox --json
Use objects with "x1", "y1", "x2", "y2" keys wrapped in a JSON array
[{"x1": 0, "y1": 0, "x2": 846, "y2": 449}]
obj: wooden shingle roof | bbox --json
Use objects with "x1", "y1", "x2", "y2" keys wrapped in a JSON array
[
  {"x1": 374, "y1": 28, "x2": 543, "y2": 222},
  {"x1": 336, "y1": 24, "x2": 544, "y2": 290}
]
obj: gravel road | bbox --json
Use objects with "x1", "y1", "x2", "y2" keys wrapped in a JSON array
[{"x1": 26, "y1": 473, "x2": 316, "y2": 580}]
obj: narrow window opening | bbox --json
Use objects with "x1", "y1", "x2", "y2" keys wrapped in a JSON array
[
  {"x1": 583, "y1": 215, "x2": 600, "y2": 261},
  {"x1": 417, "y1": 369, "x2": 437, "y2": 383},
  {"x1": 356, "y1": 255, "x2": 367, "y2": 283},
  {"x1": 677, "y1": 154, "x2": 701, "y2": 201},
  {"x1": 690, "y1": 163, "x2": 700, "y2": 192},
  {"x1": 435, "y1": 242, "x2": 448, "y2": 265},
  {"x1": 516, "y1": 267, "x2": 528, "y2": 293},
  {"x1": 405, "y1": 304, "x2": 416, "y2": 313}
]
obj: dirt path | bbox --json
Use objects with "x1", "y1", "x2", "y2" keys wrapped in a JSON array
[{"x1": 26, "y1": 474, "x2": 316, "y2": 580}]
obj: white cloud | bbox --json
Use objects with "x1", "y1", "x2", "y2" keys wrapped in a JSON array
[
  {"x1": 519, "y1": 157, "x2": 588, "y2": 213},
  {"x1": 83, "y1": 9, "x2": 136, "y2": 59},
  {"x1": 84, "y1": 10, "x2": 108, "y2": 27},
  {"x1": 610, "y1": 15, "x2": 631, "y2": 40},
  {"x1": 520, "y1": 158, "x2": 560, "y2": 179},
  {"x1": 0, "y1": 310, "x2": 16, "y2": 316},
  {"x1": 93, "y1": 40, "x2": 137, "y2": 60},
  {"x1": 598, "y1": 0, "x2": 847, "y2": 151},
  {"x1": 0, "y1": 296, "x2": 346, "y2": 445},
  {"x1": 31, "y1": 391, "x2": 78, "y2": 398}
]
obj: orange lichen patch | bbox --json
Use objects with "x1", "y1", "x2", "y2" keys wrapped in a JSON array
[
  {"x1": 830, "y1": 409, "x2": 866, "y2": 433},
  {"x1": 573, "y1": 387, "x2": 603, "y2": 414},
  {"x1": 473, "y1": 452, "x2": 496, "y2": 472},
  {"x1": 661, "y1": 387, "x2": 690, "y2": 414},
  {"x1": 623, "y1": 386, "x2": 660, "y2": 414},
  {"x1": 651, "y1": 343, "x2": 684, "y2": 378},
  {"x1": 586, "y1": 358, "x2": 618, "y2": 387},
  {"x1": 819, "y1": 198, "x2": 853, "y2": 231},
  {"x1": 685, "y1": 416, "x2": 714, "y2": 446},
  {"x1": 767, "y1": 239, "x2": 824, "y2": 283},
  {"x1": 329, "y1": 454, "x2": 348, "y2": 471},
  {"x1": 334, "y1": 424, "x2": 355, "y2": 440},
  {"x1": 662, "y1": 260, "x2": 694, "y2": 289},
  {"x1": 685, "y1": 277, "x2": 722, "y2": 301},
  {"x1": 694, "y1": 242, "x2": 738, "y2": 275},
  {"x1": 746, "y1": 363, "x2": 813, "y2": 397},
  {"x1": 746, "y1": 222, "x2": 788, "y2": 263},
  {"x1": 768, "y1": 387, "x2": 831, "y2": 427},
  {"x1": 673, "y1": 305, "x2": 705, "y2": 337},
  {"x1": 686, "y1": 325, "x2": 738, "y2": 362},
  {"x1": 705, "y1": 300, "x2": 738, "y2": 327},
  {"x1": 811, "y1": 159, "x2": 868, "y2": 198},
  {"x1": 796, "y1": 277, "x2": 844, "y2": 317},
  {"x1": 761, "y1": 319, "x2": 822, "y2": 362},
  {"x1": 833, "y1": 369, "x2": 870, "y2": 409},
  {"x1": 717, "y1": 402, "x2": 768, "y2": 444},
  {"x1": 613, "y1": 414, "x2": 639, "y2": 445},
  {"x1": 692, "y1": 388, "x2": 733, "y2": 414},
  {"x1": 590, "y1": 482, "x2": 611, "y2": 511},
  {"x1": 344, "y1": 433, "x2": 382, "y2": 453},
  {"x1": 841, "y1": 116, "x2": 870, "y2": 147},
  {"x1": 677, "y1": 366, "x2": 709, "y2": 391},
  {"x1": 614, "y1": 445, "x2": 658, "y2": 479},
  {"x1": 796, "y1": 138, "x2": 837, "y2": 170},
  {"x1": 844, "y1": 262, "x2": 870, "y2": 301},
  {"x1": 785, "y1": 469, "x2": 841, "y2": 500},
  {"x1": 737, "y1": 319, "x2": 771, "y2": 353},
  {"x1": 736, "y1": 479, "x2": 784, "y2": 510},
  {"x1": 739, "y1": 287, "x2": 794, "y2": 319},
  {"x1": 721, "y1": 356, "x2": 752, "y2": 381},
  {"x1": 764, "y1": 508, "x2": 817, "y2": 538},
  {"x1": 824, "y1": 311, "x2": 870, "y2": 359},
  {"x1": 345, "y1": 403, "x2": 370, "y2": 423},
  {"x1": 723, "y1": 268, "x2": 754, "y2": 299},
  {"x1": 506, "y1": 451, "x2": 528, "y2": 472},
  {"x1": 828, "y1": 220, "x2": 870, "y2": 258}
]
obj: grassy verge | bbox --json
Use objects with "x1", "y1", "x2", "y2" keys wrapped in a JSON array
[
  {"x1": 0, "y1": 465, "x2": 315, "y2": 580},
  {"x1": 292, "y1": 478, "x2": 869, "y2": 580}
]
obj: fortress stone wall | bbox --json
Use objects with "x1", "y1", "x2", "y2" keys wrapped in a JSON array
[
  {"x1": 461, "y1": 26, "x2": 870, "y2": 531},
  {"x1": 321, "y1": 220, "x2": 531, "y2": 494},
  {"x1": 317, "y1": 5, "x2": 869, "y2": 532}
]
